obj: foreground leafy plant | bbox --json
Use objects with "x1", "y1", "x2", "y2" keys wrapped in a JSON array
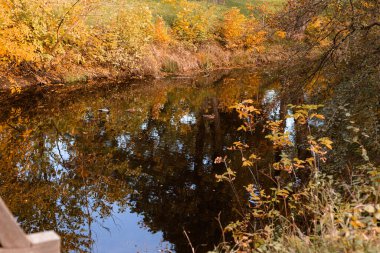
[{"x1": 213, "y1": 101, "x2": 380, "y2": 253}]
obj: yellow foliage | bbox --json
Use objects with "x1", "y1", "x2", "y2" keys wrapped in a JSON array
[
  {"x1": 0, "y1": 1, "x2": 40, "y2": 64},
  {"x1": 86, "y1": 4, "x2": 154, "y2": 68},
  {"x1": 172, "y1": 1, "x2": 215, "y2": 43},
  {"x1": 162, "y1": 0, "x2": 177, "y2": 4},
  {"x1": 116, "y1": 6, "x2": 154, "y2": 53},
  {"x1": 305, "y1": 16, "x2": 332, "y2": 46},
  {"x1": 245, "y1": 30, "x2": 267, "y2": 52},
  {"x1": 153, "y1": 17, "x2": 171, "y2": 45},
  {"x1": 219, "y1": 10, "x2": 267, "y2": 51},
  {"x1": 219, "y1": 8, "x2": 247, "y2": 49},
  {"x1": 274, "y1": 30, "x2": 287, "y2": 39},
  {"x1": 0, "y1": 24, "x2": 38, "y2": 63},
  {"x1": 0, "y1": 0, "x2": 105, "y2": 66},
  {"x1": 0, "y1": 0, "x2": 268, "y2": 72},
  {"x1": 243, "y1": 17, "x2": 267, "y2": 52}
]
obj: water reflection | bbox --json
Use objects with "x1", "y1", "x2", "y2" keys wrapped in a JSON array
[
  {"x1": 0, "y1": 68, "x2": 378, "y2": 252},
  {"x1": 92, "y1": 206, "x2": 172, "y2": 253},
  {"x1": 0, "y1": 69, "x2": 263, "y2": 253}
]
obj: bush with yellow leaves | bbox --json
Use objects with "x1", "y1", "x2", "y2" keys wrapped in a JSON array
[
  {"x1": 218, "y1": 7, "x2": 247, "y2": 49},
  {"x1": 0, "y1": 0, "x2": 55, "y2": 65},
  {"x1": 218, "y1": 8, "x2": 267, "y2": 52},
  {"x1": 243, "y1": 17, "x2": 267, "y2": 52},
  {"x1": 172, "y1": 1, "x2": 216, "y2": 43},
  {"x1": 153, "y1": 16, "x2": 171, "y2": 45}
]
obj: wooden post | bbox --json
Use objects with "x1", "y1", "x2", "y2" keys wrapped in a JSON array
[{"x1": 0, "y1": 198, "x2": 60, "y2": 253}]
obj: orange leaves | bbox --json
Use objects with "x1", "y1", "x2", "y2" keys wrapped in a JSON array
[
  {"x1": 10, "y1": 84, "x2": 22, "y2": 95},
  {"x1": 230, "y1": 99, "x2": 260, "y2": 133},
  {"x1": 310, "y1": 113, "x2": 325, "y2": 120},
  {"x1": 0, "y1": 0, "x2": 271, "y2": 72},
  {"x1": 219, "y1": 8, "x2": 267, "y2": 51},
  {"x1": 21, "y1": 129, "x2": 33, "y2": 139},
  {"x1": 274, "y1": 30, "x2": 286, "y2": 39},
  {"x1": 243, "y1": 17, "x2": 267, "y2": 52},
  {"x1": 242, "y1": 158, "x2": 254, "y2": 167},
  {"x1": 215, "y1": 167, "x2": 236, "y2": 182},
  {"x1": 275, "y1": 189, "x2": 290, "y2": 198},
  {"x1": 219, "y1": 7, "x2": 247, "y2": 49},
  {"x1": 273, "y1": 153, "x2": 292, "y2": 173},
  {"x1": 288, "y1": 104, "x2": 324, "y2": 125},
  {"x1": 307, "y1": 136, "x2": 333, "y2": 160},
  {"x1": 0, "y1": 22, "x2": 38, "y2": 64},
  {"x1": 265, "y1": 120, "x2": 293, "y2": 149},
  {"x1": 242, "y1": 153, "x2": 261, "y2": 168},
  {"x1": 273, "y1": 155, "x2": 311, "y2": 173},
  {"x1": 214, "y1": 156, "x2": 225, "y2": 164},
  {"x1": 153, "y1": 17, "x2": 171, "y2": 45},
  {"x1": 305, "y1": 16, "x2": 331, "y2": 46},
  {"x1": 0, "y1": 0, "x2": 56, "y2": 64},
  {"x1": 116, "y1": 6, "x2": 154, "y2": 52},
  {"x1": 350, "y1": 218, "x2": 367, "y2": 229},
  {"x1": 230, "y1": 141, "x2": 249, "y2": 150},
  {"x1": 348, "y1": 204, "x2": 380, "y2": 232}
]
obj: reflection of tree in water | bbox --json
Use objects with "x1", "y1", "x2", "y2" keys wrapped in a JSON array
[
  {"x1": 115, "y1": 74, "x2": 278, "y2": 252},
  {"x1": 0, "y1": 92, "x2": 159, "y2": 252},
  {"x1": 125, "y1": 95, "x2": 239, "y2": 252},
  {"x1": 2, "y1": 68, "x2": 375, "y2": 253},
  {"x1": 0, "y1": 71, "x2": 263, "y2": 253},
  {"x1": 0, "y1": 106, "x2": 133, "y2": 252}
]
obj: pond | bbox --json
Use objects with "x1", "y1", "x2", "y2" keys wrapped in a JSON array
[{"x1": 0, "y1": 68, "x2": 378, "y2": 252}]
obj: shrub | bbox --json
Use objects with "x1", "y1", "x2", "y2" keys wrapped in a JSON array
[
  {"x1": 172, "y1": 1, "x2": 216, "y2": 43},
  {"x1": 243, "y1": 17, "x2": 267, "y2": 52},
  {"x1": 218, "y1": 7, "x2": 247, "y2": 49},
  {"x1": 88, "y1": 4, "x2": 154, "y2": 69},
  {"x1": 161, "y1": 58, "x2": 179, "y2": 73},
  {"x1": 0, "y1": 0, "x2": 54, "y2": 65},
  {"x1": 116, "y1": 5, "x2": 154, "y2": 54},
  {"x1": 153, "y1": 16, "x2": 171, "y2": 45}
]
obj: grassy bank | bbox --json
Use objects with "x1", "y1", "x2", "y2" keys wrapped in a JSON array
[{"x1": 0, "y1": 0, "x2": 286, "y2": 91}]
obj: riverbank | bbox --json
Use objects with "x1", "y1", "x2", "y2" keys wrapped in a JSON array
[
  {"x1": 0, "y1": 66, "x2": 260, "y2": 109},
  {"x1": 0, "y1": 42, "x2": 273, "y2": 92},
  {"x1": 0, "y1": 0, "x2": 284, "y2": 92}
]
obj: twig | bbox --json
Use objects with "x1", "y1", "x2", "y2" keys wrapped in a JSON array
[
  {"x1": 183, "y1": 228, "x2": 195, "y2": 253},
  {"x1": 215, "y1": 212, "x2": 226, "y2": 244},
  {"x1": 55, "y1": 0, "x2": 81, "y2": 44},
  {"x1": 5, "y1": 122, "x2": 22, "y2": 133}
]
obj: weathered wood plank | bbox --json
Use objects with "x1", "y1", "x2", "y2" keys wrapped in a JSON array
[
  {"x1": 0, "y1": 231, "x2": 60, "y2": 253},
  {"x1": 0, "y1": 198, "x2": 30, "y2": 248},
  {"x1": 0, "y1": 197, "x2": 60, "y2": 253},
  {"x1": 0, "y1": 231, "x2": 61, "y2": 253},
  {"x1": 27, "y1": 231, "x2": 60, "y2": 246}
]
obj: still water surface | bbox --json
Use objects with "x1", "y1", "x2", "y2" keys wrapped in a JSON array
[{"x1": 0, "y1": 69, "x2": 378, "y2": 252}]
